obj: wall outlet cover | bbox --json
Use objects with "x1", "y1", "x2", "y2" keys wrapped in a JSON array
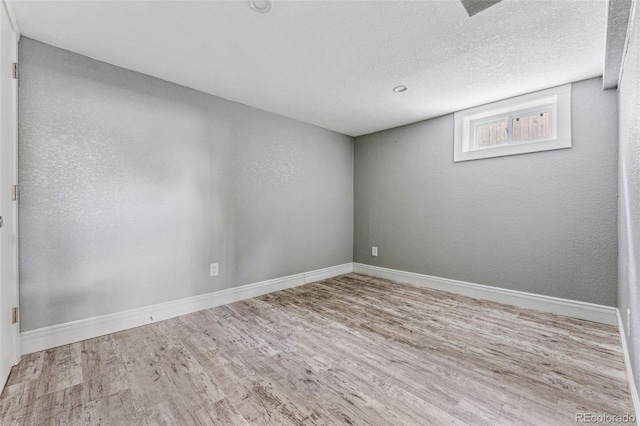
[{"x1": 210, "y1": 263, "x2": 219, "y2": 277}]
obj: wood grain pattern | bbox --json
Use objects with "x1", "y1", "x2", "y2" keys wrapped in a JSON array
[
  {"x1": 0, "y1": 273, "x2": 634, "y2": 425},
  {"x1": 512, "y1": 112, "x2": 549, "y2": 141}
]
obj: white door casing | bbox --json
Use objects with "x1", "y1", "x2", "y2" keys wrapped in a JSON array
[{"x1": 0, "y1": 0, "x2": 19, "y2": 390}]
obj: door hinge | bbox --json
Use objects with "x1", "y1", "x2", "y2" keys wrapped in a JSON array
[
  {"x1": 12, "y1": 185, "x2": 18, "y2": 201},
  {"x1": 12, "y1": 62, "x2": 17, "y2": 80},
  {"x1": 11, "y1": 307, "x2": 18, "y2": 324}
]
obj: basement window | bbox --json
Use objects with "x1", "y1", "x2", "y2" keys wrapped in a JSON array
[{"x1": 453, "y1": 84, "x2": 571, "y2": 162}]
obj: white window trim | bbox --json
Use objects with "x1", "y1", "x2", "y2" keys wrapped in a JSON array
[{"x1": 454, "y1": 84, "x2": 572, "y2": 162}]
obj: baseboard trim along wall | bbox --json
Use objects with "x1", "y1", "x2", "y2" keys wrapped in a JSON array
[
  {"x1": 17, "y1": 261, "x2": 637, "y2": 419},
  {"x1": 21, "y1": 261, "x2": 634, "y2": 415},
  {"x1": 22, "y1": 262, "x2": 620, "y2": 354},
  {"x1": 354, "y1": 264, "x2": 638, "y2": 406},
  {"x1": 352, "y1": 263, "x2": 618, "y2": 326},
  {"x1": 617, "y1": 309, "x2": 640, "y2": 420},
  {"x1": 20, "y1": 263, "x2": 354, "y2": 355}
]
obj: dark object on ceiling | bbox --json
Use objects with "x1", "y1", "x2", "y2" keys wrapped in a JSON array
[{"x1": 460, "y1": 0, "x2": 503, "y2": 17}]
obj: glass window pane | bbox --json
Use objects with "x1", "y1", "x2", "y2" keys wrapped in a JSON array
[
  {"x1": 475, "y1": 119, "x2": 507, "y2": 147},
  {"x1": 512, "y1": 112, "x2": 549, "y2": 141}
]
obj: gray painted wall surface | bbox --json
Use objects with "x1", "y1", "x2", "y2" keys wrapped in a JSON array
[
  {"x1": 19, "y1": 38, "x2": 354, "y2": 331},
  {"x1": 618, "y1": 0, "x2": 640, "y2": 400},
  {"x1": 354, "y1": 78, "x2": 618, "y2": 306}
]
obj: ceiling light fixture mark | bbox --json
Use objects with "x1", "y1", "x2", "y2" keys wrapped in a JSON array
[
  {"x1": 393, "y1": 86, "x2": 407, "y2": 93},
  {"x1": 249, "y1": 0, "x2": 272, "y2": 14}
]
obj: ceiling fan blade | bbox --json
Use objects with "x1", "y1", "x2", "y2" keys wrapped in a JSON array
[{"x1": 459, "y1": 0, "x2": 503, "y2": 17}]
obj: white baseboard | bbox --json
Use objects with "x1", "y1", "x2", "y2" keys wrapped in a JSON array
[
  {"x1": 355, "y1": 264, "x2": 634, "y2": 416},
  {"x1": 353, "y1": 263, "x2": 618, "y2": 326},
  {"x1": 20, "y1": 263, "x2": 354, "y2": 355},
  {"x1": 21, "y1": 261, "x2": 634, "y2": 413},
  {"x1": 617, "y1": 309, "x2": 640, "y2": 420},
  {"x1": 21, "y1": 262, "x2": 620, "y2": 353}
]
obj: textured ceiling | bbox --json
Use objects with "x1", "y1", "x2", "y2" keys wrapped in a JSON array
[{"x1": 9, "y1": 0, "x2": 606, "y2": 137}]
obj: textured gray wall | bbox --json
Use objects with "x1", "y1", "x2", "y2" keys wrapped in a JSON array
[
  {"x1": 354, "y1": 78, "x2": 618, "y2": 306},
  {"x1": 19, "y1": 38, "x2": 353, "y2": 331},
  {"x1": 618, "y1": 0, "x2": 640, "y2": 402}
]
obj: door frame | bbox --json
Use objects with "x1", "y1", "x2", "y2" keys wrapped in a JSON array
[{"x1": 1, "y1": 0, "x2": 20, "y2": 388}]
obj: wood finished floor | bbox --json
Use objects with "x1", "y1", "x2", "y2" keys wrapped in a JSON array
[{"x1": 0, "y1": 273, "x2": 634, "y2": 425}]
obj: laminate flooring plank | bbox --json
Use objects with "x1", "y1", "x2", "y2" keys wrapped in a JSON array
[
  {"x1": 198, "y1": 306, "x2": 373, "y2": 425},
  {"x1": 81, "y1": 334, "x2": 131, "y2": 403},
  {"x1": 260, "y1": 282, "x2": 536, "y2": 402},
  {"x1": 0, "y1": 378, "x2": 39, "y2": 422},
  {"x1": 35, "y1": 344, "x2": 83, "y2": 396},
  {"x1": 121, "y1": 324, "x2": 222, "y2": 418},
  {"x1": 82, "y1": 389, "x2": 137, "y2": 426},
  {"x1": 0, "y1": 273, "x2": 634, "y2": 425},
  {"x1": 238, "y1": 295, "x2": 543, "y2": 425},
  {"x1": 20, "y1": 383, "x2": 83, "y2": 426},
  {"x1": 264, "y1": 288, "x2": 540, "y2": 402},
  {"x1": 274, "y1": 277, "x2": 631, "y2": 415},
  {"x1": 256, "y1": 276, "x2": 632, "y2": 422},
  {"x1": 3, "y1": 351, "x2": 44, "y2": 389},
  {"x1": 206, "y1": 300, "x2": 459, "y2": 425},
  {"x1": 176, "y1": 311, "x2": 323, "y2": 425},
  {"x1": 235, "y1": 298, "x2": 466, "y2": 417}
]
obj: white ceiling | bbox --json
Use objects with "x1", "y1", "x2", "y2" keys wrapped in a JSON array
[{"x1": 9, "y1": 0, "x2": 606, "y2": 137}]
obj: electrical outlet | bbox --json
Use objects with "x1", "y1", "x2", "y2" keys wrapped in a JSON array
[
  {"x1": 372, "y1": 246, "x2": 378, "y2": 256},
  {"x1": 210, "y1": 263, "x2": 219, "y2": 277},
  {"x1": 627, "y1": 309, "x2": 631, "y2": 337}
]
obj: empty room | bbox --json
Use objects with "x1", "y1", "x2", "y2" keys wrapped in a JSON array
[{"x1": 0, "y1": 0, "x2": 638, "y2": 424}]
